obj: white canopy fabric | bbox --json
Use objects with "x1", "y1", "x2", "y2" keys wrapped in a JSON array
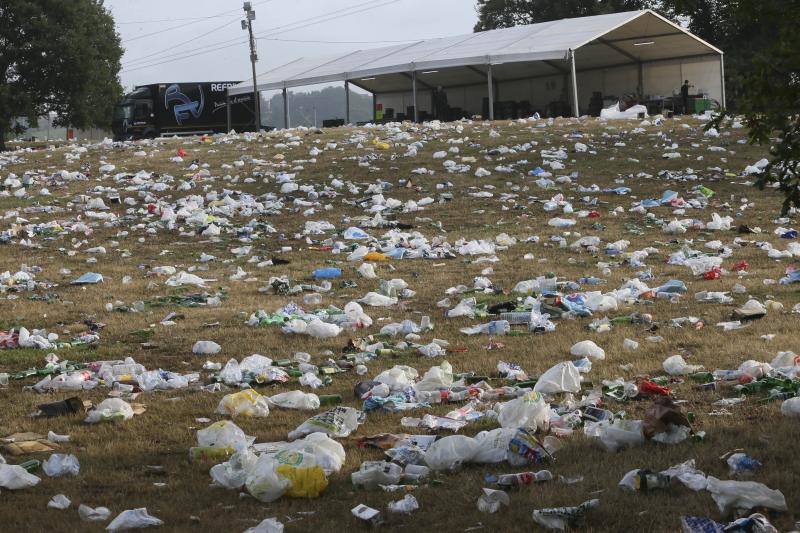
[{"x1": 229, "y1": 9, "x2": 721, "y2": 96}]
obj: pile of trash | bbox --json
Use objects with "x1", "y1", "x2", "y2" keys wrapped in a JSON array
[{"x1": 1, "y1": 113, "x2": 798, "y2": 531}]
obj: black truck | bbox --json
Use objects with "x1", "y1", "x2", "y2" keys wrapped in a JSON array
[{"x1": 112, "y1": 81, "x2": 257, "y2": 140}]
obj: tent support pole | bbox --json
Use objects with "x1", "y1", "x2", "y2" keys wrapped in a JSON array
[
  {"x1": 570, "y1": 49, "x2": 579, "y2": 118},
  {"x1": 345, "y1": 81, "x2": 351, "y2": 124},
  {"x1": 720, "y1": 55, "x2": 726, "y2": 108},
  {"x1": 487, "y1": 63, "x2": 494, "y2": 121},
  {"x1": 282, "y1": 88, "x2": 289, "y2": 129},
  {"x1": 226, "y1": 91, "x2": 232, "y2": 132},
  {"x1": 637, "y1": 62, "x2": 644, "y2": 98},
  {"x1": 412, "y1": 70, "x2": 418, "y2": 123}
]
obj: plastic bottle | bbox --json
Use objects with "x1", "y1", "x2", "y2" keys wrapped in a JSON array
[
  {"x1": 20, "y1": 459, "x2": 41, "y2": 472},
  {"x1": 494, "y1": 470, "x2": 553, "y2": 489},
  {"x1": 188, "y1": 447, "x2": 234, "y2": 463},
  {"x1": 318, "y1": 394, "x2": 342, "y2": 406}
]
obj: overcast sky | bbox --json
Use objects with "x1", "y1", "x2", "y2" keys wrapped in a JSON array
[{"x1": 107, "y1": 0, "x2": 477, "y2": 92}]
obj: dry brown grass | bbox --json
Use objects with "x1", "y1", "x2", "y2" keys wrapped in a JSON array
[{"x1": 1, "y1": 117, "x2": 799, "y2": 532}]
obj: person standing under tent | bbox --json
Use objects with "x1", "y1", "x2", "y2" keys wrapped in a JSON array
[{"x1": 681, "y1": 79, "x2": 693, "y2": 114}]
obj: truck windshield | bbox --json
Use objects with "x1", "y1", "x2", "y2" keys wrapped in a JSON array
[{"x1": 113, "y1": 104, "x2": 133, "y2": 120}]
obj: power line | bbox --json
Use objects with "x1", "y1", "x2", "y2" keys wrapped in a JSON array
[
  {"x1": 121, "y1": 0, "x2": 273, "y2": 43},
  {"x1": 123, "y1": 16, "x2": 240, "y2": 66},
  {"x1": 122, "y1": 0, "x2": 395, "y2": 67},
  {"x1": 122, "y1": 0, "x2": 404, "y2": 73},
  {"x1": 123, "y1": 40, "x2": 247, "y2": 73},
  {"x1": 116, "y1": 17, "x2": 219, "y2": 25}
]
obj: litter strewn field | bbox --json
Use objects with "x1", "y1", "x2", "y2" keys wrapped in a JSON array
[{"x1": 1, "y1": 115, "x2": 798, "y2": 532}]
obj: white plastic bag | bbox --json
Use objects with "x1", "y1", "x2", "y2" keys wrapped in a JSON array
[
  {"x1": 358, "y1": 292, "x2": 398, "y2": 307},
  {"x1": 424, "y1": 435, "x2": 479, "y2": 471},
  {"x1": 42, "y1": 454, "x2": 80, "y2": 477},
  {"x1": 388, "y1": 494, "x2": 419, "y2": 514},
  {"x1": 662, "y1": 354, "x2": 702, "y2": 376},
  {"x1": 269, "y1": 390, "x2": 320, "y2": 411},
  {"x1": 705, "y1": 477, "x2": 787, "y2": 515},
  {"x1": 197, "y1": 420, "x2": 252, "y2": 451},
  {"x1": 534, "y1": 361, "x2": 581, "y2": 394},
  {"x1": 477, "y1": 488, "x2": 510, "y2": 513},
  {"x1": 306, "y1": 319, "x2": 342, "y2": 339},
  {"x1": 219, "y1": 359, "x2": 243, "y2": 384},
  {"x1": 244, "y1": 517, "x2": 284, "y2": 533},
  {"x1": 84, "y1": 398, "x2": 134, "y2": 423},
  {"x1": 106, "y1": 508, "x2": 164, "y2": 531},
  {"x1": 358, "y1": 263, "x2": 377, "y2": 279},
  {"x1": 79, "y1": 504, "x2": 111, "y2": 522},
  {"x1": 473, "y1": 428, "x2": 517, "y2": 463},
  {"x1": 48, "y1": 494, "x2": 71, "y2": 510},
  {"x1": 278, "y1": 433, "x2": 346, "y2": 474},
  {"x1": 780, "y1": 396, "x2": 800, "y2": 418},
  {"x1": 570, "y1": 340, "x2": 605, "y2": 360},
  {"x1": 497, "y1": 392, "x2": 549, "y2": 432},
  {"x1": 210, "y1": 449, "x2": 258, "y2": 490},
  {"x1": 245, "y1": 455, "x2": 291, "y2": 503},
  {"x1": 193, "y1": 340, "x2": 221, "y2": 355},
  {"x1": 587, "y1": 419, "x2": 644, "y2": 452},
  {"x1": 0, "y1": 464, "x2": 41, "y2": 489}
]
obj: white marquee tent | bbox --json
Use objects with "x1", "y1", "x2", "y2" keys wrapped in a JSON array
[{"x1": 228, "y1": 9, "x2": 724, "y2": 127}]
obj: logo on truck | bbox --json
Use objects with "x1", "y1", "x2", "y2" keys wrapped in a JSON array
[{"x1": 164, "y1": 84, "x2": 204, "y2": 124}]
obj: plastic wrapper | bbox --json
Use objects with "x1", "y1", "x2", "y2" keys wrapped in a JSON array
[{"x1": 288, "y1": 406, "x2": 365, "y2": 440}]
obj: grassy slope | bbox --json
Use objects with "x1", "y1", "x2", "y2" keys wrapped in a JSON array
[{"x1": 1, "y1": 117, "x2": 798, "y2": 532}]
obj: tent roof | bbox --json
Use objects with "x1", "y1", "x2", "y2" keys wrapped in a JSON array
[{"x1": 229, "y1": 9, "x2": 721, "y2": 95}]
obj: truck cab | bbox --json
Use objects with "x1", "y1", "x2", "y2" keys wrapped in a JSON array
[{"x1": 112, "y1": 86, "x2": 157, "y2": 141}]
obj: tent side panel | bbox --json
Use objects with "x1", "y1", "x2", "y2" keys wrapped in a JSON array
[{"x1": 643, "y1": 57, "x2": 721, "y2": 102}]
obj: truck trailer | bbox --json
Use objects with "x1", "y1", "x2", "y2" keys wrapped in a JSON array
[{"x1": 112, "y1": 81, "x2": 257, "y2": 140}]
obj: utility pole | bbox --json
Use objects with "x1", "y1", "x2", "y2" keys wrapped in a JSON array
[{"x1": 242, "y1": 2, "x2": 260, "y2": 131}]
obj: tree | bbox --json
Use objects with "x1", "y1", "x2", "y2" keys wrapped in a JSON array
[
  {"x1": 709, "y1": 0, "x2": 800, "y2": 214},
  {"x1": 474, "y1": 0, "x2": 659, "y2": 31},
  {"x1": 0, "y1": 0, "x2": 123, "y2": 150}
]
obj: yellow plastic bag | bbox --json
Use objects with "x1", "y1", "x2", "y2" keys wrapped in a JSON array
[
  {"x1": 276, "y1": 464, "x2": 328, "y2": 498},
  {"x1": 364, "y1": 251, "x2": 389, "y2": 262},
  {"x1": 371, "y1": 139, "x2": 390, "y2": 150},
  {"x1": 217, "y1": 389, "x2": 270, "y2": 418}
]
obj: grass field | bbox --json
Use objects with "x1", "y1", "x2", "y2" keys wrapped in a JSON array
[{"x1": 1, "y1": 116, "x2": 799, "y2": 532}]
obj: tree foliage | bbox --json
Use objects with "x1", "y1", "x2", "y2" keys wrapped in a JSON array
[
  {"x1": 474, "y1": 0, "x2": 659, "y2": 31},
  {"x1": 709, "y1": 0, "x2": 800, "y2": 213},
  {"x1": 0, "y1": 0, "x2": 123, "y2": 150}
]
